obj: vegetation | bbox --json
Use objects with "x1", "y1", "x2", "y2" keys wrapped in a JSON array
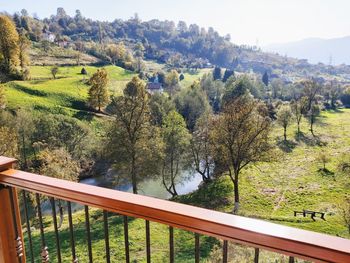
[
  {"x1": 0, "y1": 8, "x2": 350, "y2": 263},
  {"x1": 0, "y1": 15, "x2": 20, "y2": 73},
  {"x1": 87, "y1": 68, "x2": 109, "y2": 112}
]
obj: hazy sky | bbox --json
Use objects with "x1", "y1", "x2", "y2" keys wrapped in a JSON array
[{"x1": 1, "y1": 0, "x2": 350, "y2": 45}]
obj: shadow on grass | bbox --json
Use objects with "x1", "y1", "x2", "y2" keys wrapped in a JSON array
[
  {"x1": 317, "y1": 168, "x2": 335, "y2": 177},
  {"x1": 72, "y1": 110, "x2": 94, "y2": 121},
  {"x1": 277, "y1": 139, "x2": 298, "y2": 153},
  {"x1": 11, "y1": 82, "x2": 48, "y2": 97},
  {"x1": 294, "y1": 131, "x2": 326, "y2": 146}
]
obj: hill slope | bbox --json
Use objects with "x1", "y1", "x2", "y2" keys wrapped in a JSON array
[{"x1": 265, "y1": 36, "x2": 350, "y2": 65}]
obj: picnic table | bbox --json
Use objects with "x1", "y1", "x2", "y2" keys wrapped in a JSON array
[{"x1": 294, "y1": 210, "x2": 325, "y2": 221}]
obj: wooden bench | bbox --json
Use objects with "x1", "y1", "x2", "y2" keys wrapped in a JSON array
[{"x1": 294, "y1": 210, "x2": 325, "y2": 221}]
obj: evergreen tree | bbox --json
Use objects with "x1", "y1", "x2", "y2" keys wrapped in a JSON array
[
  {"x1": 262, "y1": 71, "x2": 269, "y2": 86},
  {"x1": 223, "y1": 69, "x2": 234, "y2": 82},
  {"x1": 213, "y1": 66, "x2": 222, "y2": 80},
  {"x1": 87, "y1": 69, "x2": 109, "y2": 112}
]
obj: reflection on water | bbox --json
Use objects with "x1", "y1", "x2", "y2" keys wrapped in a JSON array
[
  {"x1": 32, "y1": 167, "x2": 202, "y2": 217},
  {"x1": 80, "y1": 167, "x2": 203, "y2": 199}
]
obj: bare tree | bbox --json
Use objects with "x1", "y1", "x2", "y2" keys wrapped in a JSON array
[
  {"x1": 277, "y1": 104, "x2": 293, "y2": 141},
  {"x1": 290, "y1": 97, "x2": 308, "y2": 137},
  {"x1": 301, "y1": 79, "x2": 322, "y2": 112},
  {"x1": 211, "y1": 96, "x2": 272, "y2": 213}
]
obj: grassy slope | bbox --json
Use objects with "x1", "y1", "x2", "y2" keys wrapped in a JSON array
[
  {"x1": 4, "y1": 65, "x2": 135, "y2": 117},
  {"x1": 238, "y1": 109, "x2": 350, "y2": 238}
]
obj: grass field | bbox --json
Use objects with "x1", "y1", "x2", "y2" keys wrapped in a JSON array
[
  {"x1": 235, "y1": 109, "x2": 350, "y2": 238},
  {"x1": 3, "y1": 64, "x2": 209, "y2": 118},
  {"x1": 4, "y1": 65, "x2": 135, "y2": 117}
]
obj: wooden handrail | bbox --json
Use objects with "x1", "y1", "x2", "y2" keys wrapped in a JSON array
[{"x1": 0, "y1": 167, "x2": 350, "y2": 263}]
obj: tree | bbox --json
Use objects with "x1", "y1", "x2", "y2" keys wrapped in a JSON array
[
  {"x1": 0, "y1": 84, "x2": 6, "y2": 109},
  {"x1": 191, "y1": 113, "x2": 214, "y2": 183},
  {"x1": 213, "y1": 66, "x2": 222, "y2": 80},
  {"x1": 223, "y1": 76, "x2": 259, "y2": 104},
  {"x1": 211, "y1": 96, "x2": 272, "y2": 213},
  {"x1": 316, "y1": 152, "x2": 330, "y2": 171},
  {"x1": 174, "y1": 82, "x2": 211, "y2": 131},
  {"x1": 223, "y1": 69, "x2": 234, "y2": 82},
  {"x1": 51, "y1": 66, "x2": 59, "y2": 79},
  {"x1": 18, "y1": 30, "x2": 30, "y2": 71},
  {"x1": 34, "y1": 147, "x2": 80, "y2": 227},
  {"x1": 149, "y1": 92, "x2": 175, "y2": 126},
  {"x1": 270, "y1": 78, "x2": 283, "y2": 99},
  {"x1": 87, "y1": 69, "x2": 109, "y2": 112},
  {"x1": 290, "y1": 97, "x2": 308, "y2": 136},
  {"x1": 277, "y1": 105, "x2": 293, "y2": 141},
  {"x1": 164, "y1": 70, "x2": 180, "y2": 97},
  {"x1": 161, "y1": 110, "x2": 191, "y2": 197},
  {"x1": 340, "y1": 196, "x2": 350, "y2": 234},
  {"x1": 324, "y1": 82, "x2": 341, "y2": 109},
  {"x1": 108, "y1": 77, "x2": 162, "y2": 194},
  {"x1": 0, "y1": 126, "x2": 18, "y2": 157},
  {"x1": 200, "y1": 73, "x2": 224, "y2": 112},
  {"x1": 262, "y1": 71, "x2": 269, "y2": 86},
  {"x1": 307, "y1": 103, "x2": 320, "y2": 136},
  {"x1": 0, "y1": 15, "x2": 19, "y2": 73},
  {"x1": 340, "y1": 86, "x2": 350, "y2": 107},
  {"x1": 179, "y1": 73, "x2": 185, "y2": 81},
  {"x1": 301, "y1": 79, "x2": 322, "y2": 112}
]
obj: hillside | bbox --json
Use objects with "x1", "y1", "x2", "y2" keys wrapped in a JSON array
[
  {"x1": 4, "y1": 65, "x2": 135, "y2": 118},
  {"x1": 9, "y1": 9, "x2": 350, "y2": 84},
  {"x1": 265, "y1": 36, "x2": 350, "y2": 65}
]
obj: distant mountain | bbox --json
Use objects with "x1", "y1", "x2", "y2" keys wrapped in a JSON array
[{"x1": 264, "y1": 36, "x2": 350, "y2": 65}]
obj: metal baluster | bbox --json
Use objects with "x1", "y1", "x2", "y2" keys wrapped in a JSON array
[
  {"x1": 289, "y1": 256, "x2": 295, "y2": 263},
  {"x1": 123, "y1": 215, "x2": 130, "y2": 263},
  {"x1": 36, "y1": 193, "x2": 49, "y2": 263},
  {"x1": 9, "y1": 188, "x2": 23, "y2": 263},
  {"x1": 254, "y1": 248, "x2": 259, "y2": 263},
  {"x1": 103, "y1": 210, "x2": 110, "y2": 263},
  {"x1": 50, "y1": 198, "x2": 61, "y2": 263},
  {"x1": 222, "y1": 240, "x2": 228, "y2": 263},
  {"x1": 195, "y1": 233, "x2": 200, "y2": 263},
  {"x1": 145, "y1": 220, "x2": 151, "y2": 263},
  {"x1": 169, "y1": 226, "x2": 174, "y2": 263},
  {"x1": 22, "y1": 191, "x2": 34, "y2": 263},
  {"x1": 85, "y1": 206, "x2": 93, "y2": 263},
  {"x1": 67, "y1": 201, "x2": 78, "y2": 263}
]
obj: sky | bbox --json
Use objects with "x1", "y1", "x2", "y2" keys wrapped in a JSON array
[{"x1": 1, "y1": 0, "x2": 350, "y2": 46}]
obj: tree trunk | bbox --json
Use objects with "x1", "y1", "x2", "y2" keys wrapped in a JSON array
[
  {"x1": 310, "y1": 117, "x2": 315, "y2": 136},
  {"x1": 131, "y1": 151, "x2": 138, "y2": 194},
  {"x1": 21, "y1": 133, "x2": 28, "y2": 169},
  {"x1": 283, "y1": 127, "x2": 287, "y2": 141},
  {"x1": 58, "y1": 200, "x2": 64, "y2": 228},
  {"x1": 233, "y1": 171, "x2": 240, "y2": 214}
]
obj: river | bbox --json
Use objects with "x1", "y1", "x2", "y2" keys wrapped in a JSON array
[{"x1": 80, "y1": 167, "x2": 203, "y2": 199}]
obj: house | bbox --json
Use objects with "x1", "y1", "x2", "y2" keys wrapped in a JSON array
[
  {"x1": 42, "y1": 31, "x2": 55, "y2": 43},
  {"x1": 146, "y1": 82, "x2": 163, "y2": 94}
]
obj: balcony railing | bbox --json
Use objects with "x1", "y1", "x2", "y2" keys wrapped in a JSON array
[{"x1": 0, "y1": 156, "x2": 350, "y2": 263}]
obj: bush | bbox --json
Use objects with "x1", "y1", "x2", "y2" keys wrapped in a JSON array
[{"x1": 81, "y1": 68, "x2": 87, "y2": 75}]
